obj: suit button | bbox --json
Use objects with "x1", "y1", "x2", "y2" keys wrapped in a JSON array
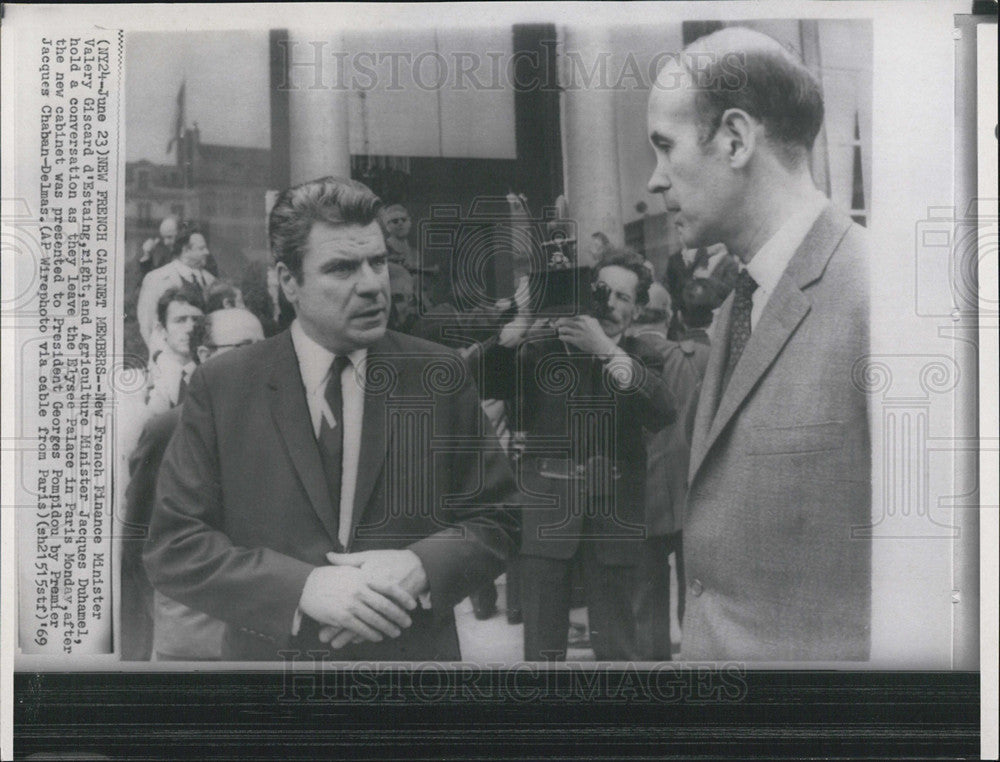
[{"x1": 690, "y1": 579, "x2": 704, "y2": 597}]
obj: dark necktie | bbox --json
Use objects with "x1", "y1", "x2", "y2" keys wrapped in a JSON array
[
  {"x1": 317, "y1": 355, "x2": 351, "y2": 531},
  {"x1": 692, "y1": 247, "x2": 710, "y2": 272},
  {"x1": 176, "y1": 369, "x2": 189, "y2": 405},
  {"x1": 722, "y1": 269, "x2": 758, "y2": 391}
]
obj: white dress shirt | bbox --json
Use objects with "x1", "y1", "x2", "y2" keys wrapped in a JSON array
[
  {"x1": 290, "y1": 319, "x2": 367, "y2": 550},
  {"x1": 289, "y1": 323, "x2": 432, "y2": 634},
  {"x1": 744, "y1": 193, "x2": 828, "y2": 330},
  {"x1": 146, "y1": 356, "x2": 196, "y2": 417}
]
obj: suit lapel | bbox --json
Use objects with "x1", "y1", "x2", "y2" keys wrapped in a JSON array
[
  {"x1": 267, "y1": 332, "x2": 341, "y2": 543},
  {"x1": 702, "y1": 283, "x2": 811, "y2": 456},
  {"x1": 346, "y1": 337, "x2": 391, "y2": 548},
  {"x1": 688, "y1": 204, "x2": 852, "y2": 484}
]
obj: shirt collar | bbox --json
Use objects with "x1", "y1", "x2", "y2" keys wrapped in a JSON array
[
  {"x1": 174, "y1": 259, "x2": 198, "y2": 278},
  {"x1": 745, "y1": 193, "x2": 827, "y2": 296},
  {"x1": 290, "y1": 319, "x2": 367, "y2": 394}
]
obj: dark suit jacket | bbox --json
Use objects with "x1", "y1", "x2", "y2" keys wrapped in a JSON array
[
  {"x1": 144, "y1": 330, "x2": 521, "y2": 660},
  {"x1": 138, "y1": 240, "x2": 173, "y2": 277},
  {"x1": 121, "y1": 407, "x2": 181, "y2": 660},
  {"x1": 644, "y1": 338, "x2": 711, "y2": 537},
  {"x1": 483, "y1": 333, "x2": 675, "y2": 565},
  {"x1": 682, "y1": 204, "x2": 871, "y2": 661},
  {"x1": 122, "y1": 407, "x2": 224, "y2": 659}
]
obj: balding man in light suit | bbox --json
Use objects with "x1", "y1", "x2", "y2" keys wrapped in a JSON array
[{"x1": 646, "y1": 28, "x2": 871, "y2": 661}]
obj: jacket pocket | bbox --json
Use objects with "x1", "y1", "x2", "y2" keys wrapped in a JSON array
[{"x1": 747, "y1": 421, "x2": 845, "y2": 455}]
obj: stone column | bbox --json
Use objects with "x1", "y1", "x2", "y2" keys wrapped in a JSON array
[
  {"x1": 285, "y1": 29, "x2": 351, "y2": 185},
  {"x1": 560, "y1": 26, "x2": 623, "y2": 267}
]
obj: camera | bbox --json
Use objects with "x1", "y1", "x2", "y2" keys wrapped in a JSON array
[
  {"x1": 419, "y1": 197, "x2": 578, "y2": 316},
  {"x1": 588, "y1": 281, "x2": 614, "y2": 321}
]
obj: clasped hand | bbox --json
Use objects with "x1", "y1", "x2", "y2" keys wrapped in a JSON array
[{"x1": 299, "y1": 549, "x2": 427, "y2": 650}]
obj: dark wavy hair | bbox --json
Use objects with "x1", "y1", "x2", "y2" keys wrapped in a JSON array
[
  {"x1": 594, "y1": 248, "x2": 654, "y2": 306},
  {"x1": 268, "y1": 176, "x2": 383, "y2": 280},
  {"x1": 155, "y1": 283, "x2": 205, "y2": 328},
  {"x1": 172, "y1": 223, "x2": 207, "y2": 259}
]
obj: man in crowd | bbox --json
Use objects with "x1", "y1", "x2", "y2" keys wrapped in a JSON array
[
  {"x1": 484, "y1": 250, "x2": 676, "y2": 661},
  {"x1": 136, "y1": 225, "x2": 217, "y2": 354},
  {"x1": 379, "y1": 203, "x2": 420, "y2": 272},
  {"x1": 121, "y1": 308, "x2": 266, "y2": 660},
  {"x1": 137, "y1": 216, "x2": 178, "y2": 277},
  {"x1": 627, "y1": 281, "x2": 672, "y2": 356},
  {"x1": 387, "y1": 262, "x2": 419, "y2": 334},
  {"x1": 145, "y1": 285, "x2": 204, "y2": 416},
  {"x1": 647, "y1": 27, "x2": 871, "y2": 660},
  {"x1": 664, "y1": 243, "x2": 737, "y2": 340},
  {"x1": 634, "y1": 299, "x2": 712, "y2": 661},
  {"x1": 675, "y1": 278, "x2": 718, "y2": 345},
  {"x1": 144, "y1": 176, "x2": 520, "y2": 661}
]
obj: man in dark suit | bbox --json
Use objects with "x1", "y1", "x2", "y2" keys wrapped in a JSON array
[
  {"x1": 137, "y1": 216, "x2": 178, "y2": 277},
  {"x1": 121, "y1": 308, "x2": 265, "y2": 660},
  {"x1": 483, "y1": 250, "x2": 676, "y2": 661},
  {"x1": 145, "y1": 177, "x2": 520, "y2": 661},
  {"x1": 634, "y1": 331, "x2": 711, "y2": 661},
  {"x1": 647, "y1": 28, "x2": 871, "y2": 660}
]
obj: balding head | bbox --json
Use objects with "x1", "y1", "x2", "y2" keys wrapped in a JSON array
[
  {"x1": 647, "y1": 27, "x2": 825, "y2": 252},
  {"x1": 664, "y1": 27, "x2": 824, "y2": 162},
  {"x1": 379, "y1": 204, "x2": 412, "y2": 241},
  {"x1": 192, "y1": 308, "x2": 265, "y2": 364},
  {"x1": 387, "y1": 262, "x2": 417, "y2": 327},
  {"x1": 159, "y1": 216, "x2": 179, "y2": 247}
]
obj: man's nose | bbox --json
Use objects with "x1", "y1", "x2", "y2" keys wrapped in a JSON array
[
  {"x1": 647, "y1": 167, "x2": 670, "y2": 194},
  {"x1": 355, "y1": 263, "x2": 383, "y2": 293}
]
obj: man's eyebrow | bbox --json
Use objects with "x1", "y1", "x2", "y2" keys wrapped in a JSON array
[{"x1": 321, "y1": 256, "x2": 357, "y2": 268}]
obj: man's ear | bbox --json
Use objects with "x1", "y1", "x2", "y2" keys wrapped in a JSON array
[
  {"x1": 274, "y1": 262, "x2": 297, "y2": 304},
  {"x1": 718, "y1": 108, "x2": 757, "y2": 169},
  {"x1": 197, "y1": 345, "x2": 211, "y2": 364}
]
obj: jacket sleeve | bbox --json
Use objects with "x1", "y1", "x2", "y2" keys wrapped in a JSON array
[
  {"x1": 143, "y1": 364, "x2": 315, "y2": 646},
  {"x1": 136, "y1": 272, "x2": 158, "y2": 347},
  {"x1": 610, "y1": 337, "x2": 677, "y2": 433},
  {"x1": 406, "y1": 367, "x2": 521, "y2": 619}
]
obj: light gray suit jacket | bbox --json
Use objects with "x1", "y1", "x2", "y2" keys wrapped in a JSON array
[{"x1": 681, "y1": 204, "x2": 871, "y2": 662}]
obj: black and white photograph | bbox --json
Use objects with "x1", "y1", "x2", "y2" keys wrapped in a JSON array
[
  {"x1": 113, "y1": 15, "x2": 885, "y2": 666},
  {"x1": 1, "y1": 1, "x2": 995, "y2": 758}
]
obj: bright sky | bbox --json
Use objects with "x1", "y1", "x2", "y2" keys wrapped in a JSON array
[{"x1": 125, "y1": 31, "x2": 271, "y2": 162}]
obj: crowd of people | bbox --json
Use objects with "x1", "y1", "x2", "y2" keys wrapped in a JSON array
[
  {"x1": 120, "y1": 202, "x2": 730, "y2": 663},
  {"x1": 121, "y1": 27, "x2": 871, "y2": 663}
]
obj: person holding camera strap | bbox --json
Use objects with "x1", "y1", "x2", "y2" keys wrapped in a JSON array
[{"x1": 482, "y1": 249, "x2": 677, "y2": 662}]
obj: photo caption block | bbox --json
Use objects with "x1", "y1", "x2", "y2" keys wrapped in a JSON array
[{"x1": 13, "y1": 30, "x2": 123, "y2": 656}]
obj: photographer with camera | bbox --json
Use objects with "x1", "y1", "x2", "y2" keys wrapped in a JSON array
[{"x1": 482, "y1": 249, "x2": 677, "y2": 661}]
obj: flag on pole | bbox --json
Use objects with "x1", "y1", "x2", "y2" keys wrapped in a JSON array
[{"x1": 166, "y1": 81, "x2": 185, "y2": 154}]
